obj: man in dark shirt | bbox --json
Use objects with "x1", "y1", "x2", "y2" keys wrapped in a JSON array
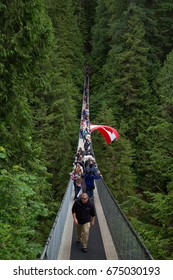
[{"x1": 72, "y1": 193, "x2": 96, "y2": 252}]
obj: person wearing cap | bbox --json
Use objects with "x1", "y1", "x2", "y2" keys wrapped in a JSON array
[{"x1": 72, "y1": 193, "x2": 96, "y2": 252}]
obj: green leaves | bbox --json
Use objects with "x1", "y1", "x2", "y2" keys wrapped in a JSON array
[
  {"x1": 0, "y1": 155, "x2": 50, "y2": 259},
  {"x1": 0, "y1": 146, "x2": 7, "y2": 159},
  {"x1": 90, "y1": 0, "x2": 173, "y2": 259},
  {"x1": 0, "y1": 0, "x2": 56, "y2": 259}
]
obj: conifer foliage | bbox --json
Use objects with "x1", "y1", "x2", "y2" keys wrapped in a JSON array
[
  {"x1": 90, "y1": 0, "x2": 173, "y2": 259},
  {"x1": 1, "y1": 0, "x2": 173, "y2": 260},
  {"x1": 0, "y1": 0, "x2": 83, "y2": 259}
]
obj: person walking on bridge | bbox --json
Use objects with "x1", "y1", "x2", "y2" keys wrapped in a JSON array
[
  {"x1": 72, "y1": 193, "x2": 95, "y2": 253},
  {"x1": 84, "y1": 170, "x2": 102, "y2": 199}
]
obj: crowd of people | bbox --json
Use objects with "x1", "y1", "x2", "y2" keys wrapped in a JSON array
[
  {"x1": 70, "y1": 143, "x2": 102, "y2": 200},
  {"x1": 71, "y1": 138, "x2": 102, "y2": 253},
  {"x1": 70, "y1": 65, "x2": 102, "y2": 200},
  {"x1": 71, "y1": 67, "x2": 102, "y2": 253}
]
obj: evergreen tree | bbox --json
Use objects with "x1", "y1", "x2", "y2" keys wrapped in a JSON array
[
  {"x1": 145, "y1": 0, "x2": 173, "y2": 62},
  {"x1": 145, "y1": 49, "x2": 173, "y2": 195},
  {"x1": 90, "y1": 0, "x2": 110, "y2": 86},
  {"x1": 72, "y1": 0, "x2": 97, "y2": 55},
  {"x1": 72, "y1": 0, "x2": 87, "y2": 48},
  {"x1": 140, "y1": 49, "x2": 173, "y2": 194},
  {"x1": 0, "y1": 0, "x2": 53, "y2": 167},
  {"x1": 0, "y1": 0, "x2": 56, "y2": 259},
  {"x1": 43, "y1": 0, "x2": 84, "y2": 197},
  {"x1": 91, "y1": 0, "x2": 110, "y2": 70},
  {"x1": 99, "y1": 5, "x2": 152, "y2": 188},
  {"x1": 123, "y1": 48, "x2": 173, "y2": 259},
  {"x1": 90, "y1": 0, "x2": 173, "y2": 260},
  {"x1": 90, "y1": 0, "x2": 111, "y2": 120}
]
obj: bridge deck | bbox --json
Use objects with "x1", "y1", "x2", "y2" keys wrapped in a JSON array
[{"x1": 57, "y1": 186, "x2": 118, "y2": 260}]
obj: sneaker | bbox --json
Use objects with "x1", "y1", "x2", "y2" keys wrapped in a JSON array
[
  {"x1": 82, "y1": 248, "x2": 87, "y2": 253},
  {"x1": 76, "y1": 240, "x2": 81, "y2": 246}
]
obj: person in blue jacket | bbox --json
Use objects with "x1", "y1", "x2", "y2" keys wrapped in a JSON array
[{"x1": 84, "y1": 170, "x2": 102, "y2": 199}]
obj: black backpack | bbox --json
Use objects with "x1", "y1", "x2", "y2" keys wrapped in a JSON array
[{"x1": 84, "y1": 140, "x2": 90, "y2": 150}]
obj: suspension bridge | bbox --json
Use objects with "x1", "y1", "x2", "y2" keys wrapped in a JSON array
[{"x1": 40, "y1": 71, "x2": 153, "y2": 261}]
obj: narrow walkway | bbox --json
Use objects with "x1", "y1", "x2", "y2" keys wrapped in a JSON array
[
  {"x1": 57, "y1": 126, "x2": 118, "y2": 260},
  {"x1": 57, "y1": 186, "x2": 118, "y2": 260},
  {"x1": 70, "y1": 211, "x2": 106, "y2": 260}
]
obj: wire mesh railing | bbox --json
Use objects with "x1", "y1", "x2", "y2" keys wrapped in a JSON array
[
  {"x1": 40, "y1": 179, "x2": 73, "y2": 260},
  {"x1": 95, "y1": 178, "x2": 153, "y2": 260}
]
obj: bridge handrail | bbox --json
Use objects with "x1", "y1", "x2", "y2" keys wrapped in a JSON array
[
  {"x1": 95, "y1": 177, "x2": 153, "y2": 260},
  {"x1": 40, "y1": 179, "x2": 73, "y2": 260}
]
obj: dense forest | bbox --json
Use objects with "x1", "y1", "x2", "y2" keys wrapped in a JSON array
[{"x1": 0, "y1": 0, "x2": 173, "y2": 260}]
